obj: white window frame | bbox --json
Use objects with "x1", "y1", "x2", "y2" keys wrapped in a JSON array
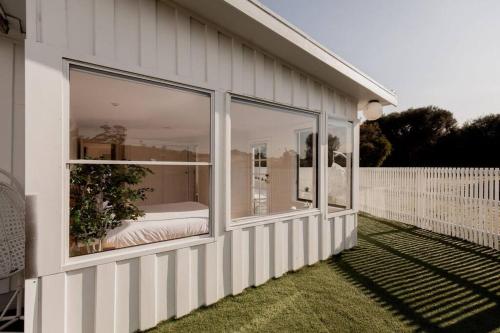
[
  {"x1": 326, "y1": 116, "x2": 357, "y2": 218},
  {"x1": 61, "y1": 61, "x2": 217, "y2": 270},
  {"x1": 226, "y1": 94, "x2": 322, "y2": 230}
]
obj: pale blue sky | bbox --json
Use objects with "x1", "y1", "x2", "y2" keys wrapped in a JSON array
[{"x1": 260, "y1": 0, "x2": 500, "y2": 123}]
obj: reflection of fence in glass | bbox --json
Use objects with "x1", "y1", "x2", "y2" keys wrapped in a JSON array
[{"x1": 360, "y1": 168, "x2": 500, "y2": 250}]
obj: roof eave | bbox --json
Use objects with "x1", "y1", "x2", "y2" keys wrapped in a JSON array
[{"x1": 174, "y1": 0, "x2": 398, "y2": 107}]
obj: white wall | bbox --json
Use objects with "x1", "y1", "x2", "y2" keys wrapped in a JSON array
[
  {"x1": 0, "y1": 36, "x2": 24, "y2": 187},
  {"x1": 24, "y1": 0, "x2": 359, "y2": 332}
]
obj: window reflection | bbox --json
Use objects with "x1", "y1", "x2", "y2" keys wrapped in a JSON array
[
  {"x1": 70, "y1": 68, "x2": 211, "y2": 163},
  {"x1": 328, "y1": 119, "x2": 353, "y2": 212},
  {"x1": 231, "y1": 100, "x2": 318, "y2": 220}
]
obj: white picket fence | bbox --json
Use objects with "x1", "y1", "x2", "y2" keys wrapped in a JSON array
[{"x1": 360, "y1": 168, "x2": 500, "y2": 250}]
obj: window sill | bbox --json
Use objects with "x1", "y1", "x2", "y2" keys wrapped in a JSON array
[
  {"x1": 227, "y1": 209, "x2": 321, "y2": 230},
  {"x1": 61, "y1": 234, "x2": 215, "y2": 272},
  {"x1": 327, "y1": 209, "x2": 358, "y2": 219}
]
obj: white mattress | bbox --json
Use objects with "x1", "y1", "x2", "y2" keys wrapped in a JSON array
[{"x1": 103, "y1": 201, "x2": 209, "y2": 249}]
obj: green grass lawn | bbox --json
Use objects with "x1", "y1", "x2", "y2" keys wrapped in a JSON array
[{"x1": 147, "y1": 215, "x2": 500, "y2": 333}]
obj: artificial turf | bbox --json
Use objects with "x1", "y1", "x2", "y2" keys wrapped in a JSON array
[{"x1": 146, "y1": 215, "x2": 500, "y2": 333}]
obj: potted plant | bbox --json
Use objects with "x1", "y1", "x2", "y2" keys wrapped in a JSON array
[{"x1": 69, "y1": 162, "x2": 153, "y2": 255}]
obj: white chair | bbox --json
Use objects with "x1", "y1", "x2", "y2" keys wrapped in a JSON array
[{"x1": 0, "y1": 169, "x2": 24, "y2": 331}]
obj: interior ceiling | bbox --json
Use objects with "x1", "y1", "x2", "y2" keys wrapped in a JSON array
[
  {"x1": 175, "y1": 0, "x2": 397, "y2": 107},
  {"x1": 70, "y1": 69, "x2": 211, "y2": 141},
  {"x1": 231, "y1": 101, "x2": 317, "y2": 133}
]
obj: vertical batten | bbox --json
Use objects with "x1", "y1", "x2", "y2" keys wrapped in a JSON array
[
  {"x1": 115, "y1": 0, "x2": 140, "y2": 66},
  {"x1": 277, "y1": 65, "x2": 292, "y2": 104},
  {"x1": 139, "y1": 255, "x2": 157, "y2": 331},
  {"x1": 253, "y1": 225, "x2": 264, "y2": 285},
  {"x1": 204, "y1": 242, "x2": 218, "y2": 305},
  {"x1": 190, "y1": 18, "x2": 207, "y2": 83},
  {"x1": 40, "y1": 0, "x2": 67, "y2": 47},
  {"x1": 231, "y1": 229, "x2": 243, "y2": 295},
  {"x1": 262, "y1": 225, "x2": 272, "y2": 282},
  {"x1": 272, "y1": 221, "x2": 284, "y2": 277},
  {"x1": 0, "y1": 41, "x2": 13, "y2": 175},
  {"x1": 40, "y1": 273, "x2": 66, "y2": 333},
  {"x1": 156, "y1": 2, "x2": 176, "y2": 75},
  {"x1": 307, "y1": 215, "x2": 319, "y2": 265},
  {"x1": 218, "y1": 33, "x2": 232, "y2": 90},
  {"x1": 156, "y1": 252, "x2": 176, "y2": 321},
  {"x1": 291, "y1": 218, "x2": 302, "y2": 270},
  {"x1": 190, "y1": 246, "x2": 206, "y2": 309},
  {"x1": 206, "y1": 26, "x2": 219, "y2": 85},
  {"x1": 115, "y1": 259, "x2": 140, "y2": 333},
  {"x1": 67, "y1": 0, "x2": 94, "y2": 55},
  {"x1": 320, "y1": 218, "x2": 332, "y2": 259},
  {"x1": 241, "y1": 228, "x2": 255, "y2": 287},
  {"x1": 333, "y1": 216, "x2": 345, "y2": 254},
  {"x1": 139, "y1": 0, "x2": 158, "y2": 69},
  {"x1": 216, "y1": 234, "x2": 232, "y2": 298},
  {"x1": 94, "y1": 263, "x2": 116, "y2": 333},
  {"x1": 242, "y1": 45, "x2": 256, "y2": 96},
  {"x1": 66, "y1": 268, "x2": 96, "y2": 333},
  {"x1": 94, "y1": 0, "x2": 115, "y2": 59},
  {"x1": 255, "y1": 53, "x2": 274, "y2": 100},
  {"x1": 175, "y1": 248, "x2": 191, "y2": 317},
  {"x1": 176, "y1": 9, "x2": 191, "y2": 77}
]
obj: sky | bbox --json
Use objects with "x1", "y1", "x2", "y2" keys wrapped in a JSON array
[{"x1": 260, "y1": 0, "x2": 500, "y2": 124}]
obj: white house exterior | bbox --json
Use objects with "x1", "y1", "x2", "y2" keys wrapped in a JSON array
[{"x1": 0, "y1": 0, "x2": 397, "y2": 332}]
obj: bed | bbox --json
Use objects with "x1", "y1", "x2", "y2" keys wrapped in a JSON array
[{"x1": 103, "y1": 201, "x2": 209, "y2": 249}]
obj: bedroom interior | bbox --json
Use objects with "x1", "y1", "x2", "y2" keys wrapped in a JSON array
[
  {"x1": 68, "y1": 67, "x2": 212, "y2": 256},
  {"x1": 67, "y1": 66, "x2": 353, "y2": 256}
]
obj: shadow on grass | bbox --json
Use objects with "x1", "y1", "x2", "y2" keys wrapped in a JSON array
[{"x1": 330, "y1": 215, "x2": 500, "y2": 333}]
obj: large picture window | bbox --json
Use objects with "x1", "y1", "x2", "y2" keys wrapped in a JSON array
[
  {"x1": 68, "y1": 67, "x2": 212, "y2": 257},
  {"x1": 231, "y1": 98, "x2": 318, "y2": 220},
  {"x1": 328, "y1": 118, "x2": 353, "y2": 213}
]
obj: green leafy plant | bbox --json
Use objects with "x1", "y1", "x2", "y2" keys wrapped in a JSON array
[{"x1": 70, "y1": 162, "x2": 153, "y2": 254}]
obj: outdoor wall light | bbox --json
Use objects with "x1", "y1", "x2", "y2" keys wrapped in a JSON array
[{"x1": 363, "y1": 100, "x2": 383, "y2": 121}]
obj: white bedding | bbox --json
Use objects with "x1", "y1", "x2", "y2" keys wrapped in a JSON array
[{"x1": 103, "y1": 201, "x2": 209, "y2": 249}]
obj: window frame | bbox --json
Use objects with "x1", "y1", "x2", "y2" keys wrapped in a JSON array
[
  {"x1": 61, "y1": 61, "x2": 216, "y2": 268},
  {"x1": 226, "y1": 94, "x2": 322, "y2": 229},
  {"x1": 326, "y1": 116, "x2": 355, "y2": 216}
]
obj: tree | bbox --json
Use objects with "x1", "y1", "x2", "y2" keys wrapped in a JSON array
[
  {"x1": 434, "y1": 114, "x2": 500, "y2": 167},
  {"x1": 375, "y1": 106, "x2": 457, "y2": 166},
  {"x1": 360, "y1": 122, "x2": 392, "y2": 167},
  {"x1": 70, "y1": 163, "x2": 153, "y2": 254}
]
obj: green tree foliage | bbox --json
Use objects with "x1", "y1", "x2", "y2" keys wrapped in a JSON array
[
  {"x1": 70, "y1": 163, "x2": 153, "y2": 253},
  {"x1": 363, "y1": 106, "x2": 500, "y2": 167},
  {"x1": 360, "y1": 122, "x2": 392, "y2": 167},
  {"x1": 375, "y1": 106, "x2": 457, "y2": 166},
  {"x1": 433, "y1": 114, "x2": 500, "y2": 167}
]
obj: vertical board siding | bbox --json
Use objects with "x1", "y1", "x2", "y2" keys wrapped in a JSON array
[
  {"x1": 26, "y1": 0, "x2": 361, "y2": 331},
  {"x1": 115, "y1": 259, "x2": 140, "y2": 333},
  {"x1": 0, "y1": 38, "x2": 24, "y2": 187},
  {"x1": 360, "y1": 168, "x2": 500, "y2": 250},
  {"x1": 115, "y1": 0, "x2": 140, "y2": 66},
  {"x1": 67, "y1": 0, "x2": 94, "y2": 56},
  {"x1": 66, "y1": 268, "x2": 96, "y2": 333}
]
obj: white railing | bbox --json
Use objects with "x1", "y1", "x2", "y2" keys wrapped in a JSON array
[{"x1": 360, "y1": 168, "x2": 500, "y2": 250}]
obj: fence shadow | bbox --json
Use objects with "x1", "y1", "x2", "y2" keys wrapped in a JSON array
[{"x1": 329, "y1": 215, "x2": 500, "y2": 333}]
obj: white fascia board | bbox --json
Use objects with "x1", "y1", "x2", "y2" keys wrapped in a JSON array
[
  {"x1": 176, "y1": 0, "x2": 397, "y2": 107},
  {"x1": 228, "y1": 0, "x2": 397, "y2": 106}
]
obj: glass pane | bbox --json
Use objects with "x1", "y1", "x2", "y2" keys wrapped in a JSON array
[
  {"x1": 70, "y1": 68, "x2": 211, "y2": 162},
  {"x1": 231, "y1": 100, "x2": 318, "y2": 219},
  {"x1": 69, "y1": 163, "x2": 210, "y2": 257},
  {"x1": 328, "y1": 119, "x2": 353, "y2": 213}
]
